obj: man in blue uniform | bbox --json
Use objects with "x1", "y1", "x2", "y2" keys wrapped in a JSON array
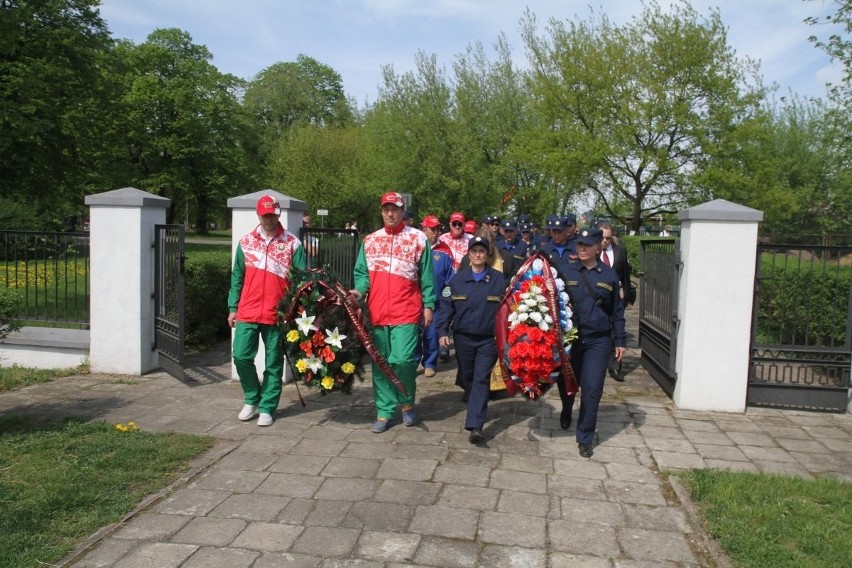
[
  {"x1": 560, "y1": 227, "x2": 626, "y2": 458},
  {"x1": 498, "y1": 219, "x2": 527, "y2": 268},
  {"x1": 436, "y1": 236, "x2": 506, "y2": 444},
  {"x1": 539, "y1": 214, "x2": 578, "y2": 278}
]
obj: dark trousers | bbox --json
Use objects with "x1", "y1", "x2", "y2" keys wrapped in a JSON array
[
  {"x1": 454, "y1": 332, "x2": 497, "y2": 431},
  {"x1": 558, "y1": 334, "x2": 613, "y2": 445},
  {"x1": 420, "y1": 319, "x2": 439, "y2": 370}
]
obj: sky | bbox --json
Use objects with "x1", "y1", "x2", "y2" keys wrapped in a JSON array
[{"x1": 97, "y1": 0, "x2": 843, "y2": 106}]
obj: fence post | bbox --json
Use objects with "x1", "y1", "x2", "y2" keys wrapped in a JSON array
[
  {"x1": 84, "y1": 187, "x2": 169, "y2": 374},
  {"x1": 673, "y1": 199, "x2": 763, "y2": 412},
  {"x1": 226, "y1": 190, "x2": 307, "y2": 382}
]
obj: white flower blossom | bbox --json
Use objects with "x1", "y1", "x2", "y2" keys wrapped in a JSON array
[
  {"x1": 517, "y1": 303, "x2": 529, "y2": 313},
  {"x1": 305, "y1": 355, "x2": 324, "y2": 373},
  {"x1": 539, "y1": 320, "x2": 550, "y2": 331},
  {"x1": 532, "y1": 259, "x2": 544, "y2": 271},
  {"x1": 324, "y1": 327, "x2": 346, "y2": 349},
  {"x1": 530, "y1": 312, "x2": 542, "y2": 323},
  {"x1": 555, "y1": 278, "x2": 565, "y2": 292},
  {"x1": 295, "y1": 313, "x2": 318, "y2": 335}
]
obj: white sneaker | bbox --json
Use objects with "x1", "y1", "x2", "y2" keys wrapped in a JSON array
[
  {"x1": 238, "y1": 404, "x2": 258, "y2": 421},
  {"x1": 257, "y1": 412, "x2": 274, "y2": 427}
]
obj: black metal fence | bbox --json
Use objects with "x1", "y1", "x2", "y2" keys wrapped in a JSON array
[
  {"x1": 0, "y1": 230, "x2": 90, "y2": 328},
  {"x1": 637, "y1": 238, "x2": 680, "y2": 396},
  {"x1": 299, "y1": 227, "x2": 360, "y2": 290},
  {"x1": 749, "y1": 243, "x2": 851, "y2": 411}
]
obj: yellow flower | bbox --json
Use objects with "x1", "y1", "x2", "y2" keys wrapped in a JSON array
[
  {"x1": 321, "y1": 376, "x2": 335, "y2": 390},
  {"x1": 341, "y1": 362, "x2": 356, "y2": 374},
  {"x1": 286, "y1": 329, "x2": 300, "y2": 342},
  {"x1": 295, "y1": 359, "x2": 308, "y2": 372},
  {"x1": 115, "y1": 423, "x2": 127, "y2": 432}
]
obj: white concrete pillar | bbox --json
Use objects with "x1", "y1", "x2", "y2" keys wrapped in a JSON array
[
  {"x1": 226, "y1": 190, "x2": 307, "y2": 382},
  {"x1": 673, "y1": 199, "x2": 763, "y2": 412},
  {"x1": 84, "y1": 187, "x2": 169, "y2": 374}
]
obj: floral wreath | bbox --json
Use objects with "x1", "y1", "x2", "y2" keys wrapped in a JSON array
[
  {"x1": 499, "y1": 255, "x2": 578, "y2": 399},
  {"x1": 279, "y1": 268, "x2": 367, "y2": 395},
  {"x1": 279, "y1": 268, "x2": 408, "y2": 397}
]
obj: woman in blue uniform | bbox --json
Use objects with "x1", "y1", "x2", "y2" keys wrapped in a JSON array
[
  {"x1": 436, "y1": 236, "x2": 506, "y2": 444},
  {"x1": 560, "y1": 227, "x2": 626, "y2": 458}
]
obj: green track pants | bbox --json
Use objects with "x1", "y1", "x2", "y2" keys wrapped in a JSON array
[
  {"x1": 232, "y1": 322, "x2": 284, "y2": 414},
  {"x1": 371, "y1": 324, "x2": 419, "y2": 420}
]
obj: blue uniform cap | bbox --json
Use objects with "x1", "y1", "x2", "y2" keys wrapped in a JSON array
[
  {"x1": 545, "y1": 214, "x2": 564, "y2": 230},
  {"x1": 501, "y1": 219, "x2": 518, "y2": 231},
  {"x1": 468, "y1": 236, "x2": 490, "y2": 253},
  {"x1": 575, "y1": 227, "x2": 603, "y2": 245},
  {"x1": 563, "y1": 213, "x2": 577, "y2": 225}
]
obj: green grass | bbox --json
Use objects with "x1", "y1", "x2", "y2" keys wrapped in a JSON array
[
  {"x1": 678, "y1": 468, "x2": 852, "y2": 568},
  {"x1": 0, "y1": 365, "x2": 84, "y2": 393},
  {"x1": 0, "y1": 416, "x2": 215, "y2": 567}
]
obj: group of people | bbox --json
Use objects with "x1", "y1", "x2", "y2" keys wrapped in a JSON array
[{"x1": 227, "y1": 193, "x2": 634, "y2": 458}]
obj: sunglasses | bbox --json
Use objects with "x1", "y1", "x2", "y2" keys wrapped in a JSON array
[
  {"x1": 490, "y1": 222, "x2": 501, "y2": 226},
  {"x1": 451, "y1": 222, "x2": 464, "y2": 227}
]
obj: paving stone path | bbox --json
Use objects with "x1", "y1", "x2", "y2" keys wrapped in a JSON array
[{"x1": 1, "y1": 309, "x2": 849, "y2": 567}]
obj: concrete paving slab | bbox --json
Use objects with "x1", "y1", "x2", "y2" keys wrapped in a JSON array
[{"x1": 3, "y1": 307, "x2": 848, "y2": 568}]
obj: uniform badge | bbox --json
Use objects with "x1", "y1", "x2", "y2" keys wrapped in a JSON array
[
  {"x1": 596, "y1": 282, "x2": 613, "y2": 292},
  {"x1": 441, "y1": 286, "x2": 451, "y2": 298}
]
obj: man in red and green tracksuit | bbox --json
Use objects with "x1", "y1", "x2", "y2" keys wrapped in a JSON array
[
  {"x1": 228, "y1": 195, "x2": 306, "y2": 427},
  {"x1": 353, "y1": 191, "x2": 435, "y2": 433}
]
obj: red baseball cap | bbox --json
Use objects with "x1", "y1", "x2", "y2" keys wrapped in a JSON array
[
  {"x1": 464, "y1": 220, "x2": 477, "y2": 234},
  {"x1": 449, "y1": 212, "x2": 465, "y2": 223},
  {"x1": 420, "y1": 214, "x2": 440, "y2": 228},
  {"x1": 256, "y1": 195, "x2": 280, "y2": 216},
  {"x1": 380, "y1": 191, "x2": 404, "y2": 207}
]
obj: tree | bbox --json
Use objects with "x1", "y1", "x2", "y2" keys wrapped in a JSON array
[
  {"x1": 453, "y1": 36, "x2": 551, "y2": 219},
  {"x1": 114, "y1": 29, "x2": 254, "y2": 230},
  {"x1": 268, "y1": 123, "x2": 374, "y2": 228},
  {"x1": 806, "y1": 0, "x2": 851, "y2": 111},
  {"x1": 244, "y1": 55, "x2": 353, "y2": 163},
  {"x1": 806, "y1": 0, "x2": 850, "y2": 200},
  {"x1": 520, "y1": 1, "x2": 764, "y2": 232},
  {"x1": 0, "y1": 0, "x2": 112, "y2": 228}
]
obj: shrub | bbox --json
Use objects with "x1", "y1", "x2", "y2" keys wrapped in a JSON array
[
  {"x1": 0, "y1": 288, "x2": 22, "y2": 341},
  {"x1": 622, "y1": 235, "x2": 642, "y2": 272},
  {"x1": 184, "y1": 249, "x2": 231, "y2": 352},
  {"x1": 756, "y1": 256, "x2": 849, "y2": 346}
]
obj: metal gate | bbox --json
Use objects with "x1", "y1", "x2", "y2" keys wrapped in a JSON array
[
  {"x1": 299, "y1": 227, "x2": 360, "y2": 289},
  {"x1": 748, "y1": 243, "x2": 851, "y2": 411},
  {"x1": 154, "y1": 224, "x2": 185, "y2": 380},
  {"x1": 638, "y1": 239, "x2": 681, "y2": 396}
]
